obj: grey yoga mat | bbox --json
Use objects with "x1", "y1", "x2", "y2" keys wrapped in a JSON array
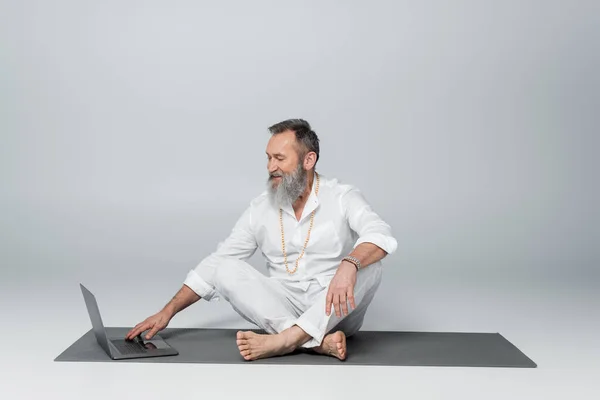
[{"x1": 54, "y1": 327, "x2": 537, "y2": 367}]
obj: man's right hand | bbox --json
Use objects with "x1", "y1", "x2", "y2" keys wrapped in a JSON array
[
  {"x1": 125, "y1": 310, "x2": 173, "y2": 340},
  {"x1": 124, "y1": 285, "x2": 201, "y2": 341}
]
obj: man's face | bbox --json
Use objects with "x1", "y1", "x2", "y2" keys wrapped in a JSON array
[
  {"x1": 265, "y1": 130, "x2": 308, "y2": 206},
  {"x1": 266, "y1": 130, "x2": 300, "y2": 184}
]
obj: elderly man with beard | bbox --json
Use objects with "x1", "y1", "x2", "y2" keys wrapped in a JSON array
[{"x1": 126, "y1": 119, "x2": 398, "y2": 360}]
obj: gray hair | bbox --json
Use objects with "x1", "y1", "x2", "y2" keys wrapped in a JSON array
[{"x1": 268, "y1": 118, "x2": 320, "y2": 167}]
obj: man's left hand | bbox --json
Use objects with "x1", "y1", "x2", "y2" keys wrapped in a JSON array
[{"x1": 326, "y1": 261, "x2": 358, "y2": 317}]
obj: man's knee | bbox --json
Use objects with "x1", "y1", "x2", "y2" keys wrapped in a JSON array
[{"x1": 351, "y1": 263, "x2": 383, "y2": 306}]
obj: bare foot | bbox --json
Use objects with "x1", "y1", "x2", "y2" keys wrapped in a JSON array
[
  {"x1": 236, "y1": 331, "x2": 295, "y2": 361},
  {"x1": 313, "y1": 331, "x2": 347, "y2": 360}
]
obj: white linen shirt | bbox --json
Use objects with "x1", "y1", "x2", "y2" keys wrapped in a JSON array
[{"x1": 183, "y1": 173, "x2": 398, "y2": 301}]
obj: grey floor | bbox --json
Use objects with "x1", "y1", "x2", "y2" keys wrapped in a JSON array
[{"x1": 3, "y1": 275, "x2": 599, "y2": 400}]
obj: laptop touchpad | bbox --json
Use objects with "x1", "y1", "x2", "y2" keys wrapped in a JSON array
[{"x1": 142, "y1": 339, "x2": 170, "y2": 350}]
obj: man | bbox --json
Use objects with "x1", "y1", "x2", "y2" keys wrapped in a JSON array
[{"x1": 126, "y1": 119, "x2": 397, "y2": 361}]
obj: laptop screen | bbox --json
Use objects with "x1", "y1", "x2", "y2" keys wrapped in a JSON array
[{"x1": 80, "y1": 284, "x2": 113, "y2": 356}]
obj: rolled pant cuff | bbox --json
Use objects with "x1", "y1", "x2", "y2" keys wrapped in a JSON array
[{"x1": 296, "y1": 319, "x2": 327, "y2": 348}]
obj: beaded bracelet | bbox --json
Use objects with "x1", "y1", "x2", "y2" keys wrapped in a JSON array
[{"x1": 342, "y1": 255, "x2": 361, "y2": 271}]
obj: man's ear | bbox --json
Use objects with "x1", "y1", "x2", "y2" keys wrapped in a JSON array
[{"x1": 303, "y1": 151, "x2": 317, "y2": 170}]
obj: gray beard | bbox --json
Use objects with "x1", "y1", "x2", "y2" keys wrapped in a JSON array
[{"x1": 267, "y1": 163, "x2": 308, "y2": 208}]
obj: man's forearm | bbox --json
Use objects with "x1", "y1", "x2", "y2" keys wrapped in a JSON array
[
  {"x1": 345, "y1": 242, "x2": 388, "y2": 270},
  {"x1": 162, "y1": 285, "x2": 201, "y2": 317}
]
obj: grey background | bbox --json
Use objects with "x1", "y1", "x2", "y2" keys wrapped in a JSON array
[{"x1": 1, "y1": 1, "x2": 598, "y2": 399}]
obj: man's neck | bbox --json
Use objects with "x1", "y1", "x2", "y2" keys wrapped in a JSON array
[{"x1": 293, "y1": 170, "x2": 315, "y2": 211}]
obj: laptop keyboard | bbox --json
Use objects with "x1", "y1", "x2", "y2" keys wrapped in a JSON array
[{"x1": 111, "y1": 339, "x2": 148, "y2": 354}]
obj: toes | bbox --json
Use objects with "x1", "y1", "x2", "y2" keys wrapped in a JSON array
[
  {"x1": 237, "y1": 344, "x2": 250, "y2": 351},
  {"x1": 238, "y1": 330, "x2": 255, "y2": 340},
  {"x1": 240, "y1": 349, "x2": 254, "y2": 361},
  {"x1": 316, "y1": 331, "x2": 347, "y2": 360}
]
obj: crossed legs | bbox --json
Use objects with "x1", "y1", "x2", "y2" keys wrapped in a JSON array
[{"x1": 212, "y1": 257, "x2": 383, "y2": 360}]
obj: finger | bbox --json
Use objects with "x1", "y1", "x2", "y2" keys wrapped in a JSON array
[
  {"x1": 333, "y1": 295, "x2": 341, "y2": 317},
  {"x1": 146, "y1": 324, "x2": 163, "y2": 339},
  {"x1": 337, "y1": 293, "x2": 344, "y2": 317},
  {"x1": 340, "y1": 292, "x2": 348, "y2": 316},
  {"x1": 126, "y1": 323, "x2": 142, "y2": 339},
  {"x1": 325, "y1": 291, "x2": 333, "y2": 316},
  {"x1": 130, "y1": 323, "x2": 148, "y2": 338},
  {"x1": 131, "y1": 323, "x2": 150, "y2": 339},
  {"x1": 125, "y1": 328, "x2": 135, "y2": 339},
  {"x1": 347, "y1": 288, "x2": 356, "y2": 310},
  {"x1": 126, "y1": 322, "x2": 148, "y2": 339}
]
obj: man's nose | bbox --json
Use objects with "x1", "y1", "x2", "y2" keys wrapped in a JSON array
[{"x1": 267, "y1": 161, "x2": 278, "y2": 174}]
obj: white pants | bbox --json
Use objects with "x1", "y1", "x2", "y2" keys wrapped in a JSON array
[{"x1": 206, "y1": 257, "x2": 383, "y2": 348}]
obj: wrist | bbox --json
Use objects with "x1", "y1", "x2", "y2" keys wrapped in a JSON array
[
  {"x1": 162, "y1": 304, "x2": 177, "y2": 319},
  {"x1": 341, "y1": 260, "x2": 359, "y2": 272}
]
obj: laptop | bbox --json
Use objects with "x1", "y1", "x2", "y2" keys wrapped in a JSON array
[{"x1": 80, "y1": 283, "x2": 179, "y2": 360}]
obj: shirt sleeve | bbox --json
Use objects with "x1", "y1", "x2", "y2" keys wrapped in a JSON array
[
  {"x1": 340, "y1": 185, "x2": 398, "y2": 255},
  {"x1": 183, "y1": 204, "x2": 258, "y2": 300}
]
